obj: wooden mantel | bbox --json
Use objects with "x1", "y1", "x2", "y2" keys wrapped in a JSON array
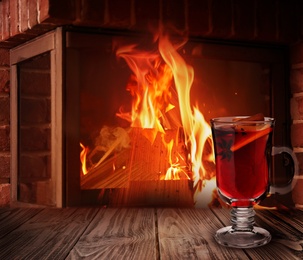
[{"x1": 0, "y1": 207, "x2": 302, "y2": 259}]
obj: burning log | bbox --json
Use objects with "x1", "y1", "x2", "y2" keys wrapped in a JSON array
[
  {"x1": 81, "y1": 127, "x2": 190, "y2": 189},
  {"x1": 81, "y1": 147, "x2": 132, "y2": 189},
  {"x1": 81, "y1": 126, "x2": 193, "y2": 206}
]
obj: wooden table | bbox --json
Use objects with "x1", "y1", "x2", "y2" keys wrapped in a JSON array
[{"x1": 0, "y1": 207, "x2": 302, "y2": 259}]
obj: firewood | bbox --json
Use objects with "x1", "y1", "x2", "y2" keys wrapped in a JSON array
[{"x1": 81, "y1": 127, "x2": 190, "y2": 189}]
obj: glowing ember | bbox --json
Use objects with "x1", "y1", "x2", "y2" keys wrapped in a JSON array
[{"x1": 80, "y1": 29, "x2": 216, "y2": 206}]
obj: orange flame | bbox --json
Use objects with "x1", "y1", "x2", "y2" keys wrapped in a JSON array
[
  {"x1": 80, "y1": 143, "x2": 89, "y2": 175},
  {"x1": 80, "y1": 30, "x2": 216, "y2": 205},
  {"x1": 158, "y1": 34, "x2": 215, "y2": 198},
  {"x1": 115, "y1": 32, "x2": 215, "y2": 202},
  {"x1": 116, "y1": 45, "x2": 175, "y2": 143}
]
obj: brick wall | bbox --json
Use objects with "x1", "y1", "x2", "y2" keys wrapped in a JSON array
[
  {"x1": 291, "y1": 43, "x2": 303, "y2": 208},
  {"x1": 0, "y1": 0, "x2": 302, "y2": 47},
  {"x1": 1, "y1": 0, "x2": 303, "y2": 207},
  {"x1": 17, "y1": 53, "x2": 53, "y2": 206},
  {"x1": 0, "y1": 48, "x2": 10, "y2": 206}
]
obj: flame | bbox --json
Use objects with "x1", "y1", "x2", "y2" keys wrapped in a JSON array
[
  {"x1": 80, "y1": 143, "x2": 89, "y2": 175},
  {"x1": 80, "y1": 30, "x2": 216, "y2": 205},
  {"x1": 115, "y1": 32, "x2": 215, "y2": 202},
  {"x1": 116, "y1": 45, "x2": 175, "y2": 143},
  {"x1": 158, "y1": 34, "x2": 215, "y2": 196},
  {"x1": 161, "y1": 129, "x2": 191, "y2": 181}
]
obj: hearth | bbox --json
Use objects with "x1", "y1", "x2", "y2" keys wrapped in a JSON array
[{"x1": 9, "y1": 27, "x2": 292, "y2": 207}]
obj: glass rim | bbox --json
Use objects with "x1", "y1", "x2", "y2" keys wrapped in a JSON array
[{"x1": 210, "y1": 116, "x2": 275, "y2": 124}]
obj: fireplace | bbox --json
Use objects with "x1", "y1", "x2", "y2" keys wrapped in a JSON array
[
  {"x1": 7, "y1": 27, "x2": 292, "y2": 207},
  {"x1": 1, "y1": 0, "x2": 302, "y2": 208}
]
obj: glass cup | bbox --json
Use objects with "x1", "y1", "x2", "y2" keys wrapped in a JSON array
[{"x1": 210, "y1": 116, "x2": 298, "y2": 248}]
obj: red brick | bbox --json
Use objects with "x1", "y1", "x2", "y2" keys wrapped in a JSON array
[
  {"x1": 0, "y1": 3, "x2": 2, "y2": 40},
  {"x1": 28, "y1": 0, "x2": 38, "y2": 29},
  {"x1": 0, "y1": 49, "x2": 9, "y2": 66},
  {"x1": 290, "y1": 68, "x2": 303, "y2": 93},
  {"x1": 20, "y1": 71, "x2": 51, "y2": 96},
  {"x1": 255, "y1": 0, "x2": 277, "y2": 42},
  {"x1": 9, "y1": 0, "x2": 19, "y2": 36},
  {"x1": 1, "y1": 0, "x2": 10, "y2": 40},
  {"x1": 19, "y1": 154, "x2": 51, "y2": 179},
  {"x1": 20, "y1": 127, "x2": 51, "y2": 152},
  {"x1": 18, "y1": 180, "x2": 54, "y2": 206},
  {"x1": 0, "y1": 126, "x2": 10, "y2": 152},
  {"x1": 38, "y1": 0, "x2": 50, "y2": 22},
  {"x1": 0, "y1": 69, "x2": 10, "y2": 93},
  {"x1": 20, "y1": 98, "x2": 50, "y2": 124},
  {"x1": 0, "y1": 155, "x2": 10, "y2": 179},
  {"x1": 233, "y1": 0, "x2": 255, "y2": 40},
  {"x1": 291, "y1": 41, "x2": 303, "y2": 65},
  {"x1": 291, "y1": 123, "x2": 303, "y2": 147},
  {"x1": 290, "y1": 97, "x2": 301, "y2": 120},
  {"x1": 0, "y1": 184, "x2": 10, "y2": 206},
  {"x1": 19, "y1": 0, "x2": 29, "y2": 32},
  {"x1": 294, "y1": 152, "x2": 303, "y2": 176},
  {"x1": 292, "y1": 178, "x2": 303, "y2": 206},
  {"x1": 0, "y1": 97, "x2": 10, "y2": 124},
  {"x1": 211, "y1": 0, "x2": 233, "y2": 38}
]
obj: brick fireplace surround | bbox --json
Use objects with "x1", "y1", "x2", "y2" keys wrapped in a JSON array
[{"x1": 0, "y1": 0, "x2": 303, "y2": 207}]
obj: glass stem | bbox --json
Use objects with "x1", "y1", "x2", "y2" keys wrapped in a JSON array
[{"x1": 231, "y1": 207, "x2": 255, "y2": 232}]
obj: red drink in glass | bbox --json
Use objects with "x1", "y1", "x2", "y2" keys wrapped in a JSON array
[
  {"x1": 212, "y1": 120, "x2": 273, "y2": 207},
  {"x1": 211, "y1": 116, "x2": 298, "y2": 248}
]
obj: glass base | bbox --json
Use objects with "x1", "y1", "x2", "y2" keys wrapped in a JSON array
[
  {"x1": 215, "y1": 207, "x2": 271, "y2": 248},
  {"x1": 215, "y1": 226, "x2": 271, "y2": 248}
]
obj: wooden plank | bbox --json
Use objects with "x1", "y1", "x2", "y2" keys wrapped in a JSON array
[
  {"x1": 157, "y1": 208, "x2": 249, "y2": 259},
  {"x1": 0, "y1": 208, "x2": 301, "y2": 259},
  {"x1": 261, "y1": 209, "x2": 303, "y2": 234},
  {"x1": 0, "y1": 207, "x2": 42, "y2": 239},
  {"x1": 67, "y1": 208, "x2": 157, "y2": 259},
  {"x1": 252, "y1": 210, "x2": 303, "y2": 259},
  {"x1": 0, "y1": 208, "x2": 98, "y2": 259},
  {"x1": 211, "y1": 208, "x2": 303, "y2": 259}
]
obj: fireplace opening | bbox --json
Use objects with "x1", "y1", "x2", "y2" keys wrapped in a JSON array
[{"x1": 10, "y1": 27, "x2": 292, "y2": 207}]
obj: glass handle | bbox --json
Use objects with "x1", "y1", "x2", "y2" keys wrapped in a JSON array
[{"x1": 269, "y1": 146, "x2": 299, "y2": 195}]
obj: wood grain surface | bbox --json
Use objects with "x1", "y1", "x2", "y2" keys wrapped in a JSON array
[{"x1": 0, "y1": 207, "x2": 301, "y2": 259}]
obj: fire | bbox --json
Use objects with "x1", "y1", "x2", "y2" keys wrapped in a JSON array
[
  {"x1": 80, "y1": 30, "x2": 216, "y2": 206},
  {"x1": 158, "y1": 35, "x2": 214, "y2": 190},
  {"x1": 80, "y1": 143, "x2": 89, "y2": 175},
  {"x1": 115, "y1": 47, "x2": 175, "y2": 143}
]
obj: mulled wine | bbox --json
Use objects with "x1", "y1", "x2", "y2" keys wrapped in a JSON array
[
  {"x1": 212, "y1": 123, "x2": 273, "y2": 207},
  {"x1": 211, "y1": 115, "x2": 298, "y2": 248}
]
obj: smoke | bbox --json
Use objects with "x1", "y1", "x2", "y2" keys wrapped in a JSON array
[{"x1": 95, "y1": 126, "x2": 130, "y2": 152}]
